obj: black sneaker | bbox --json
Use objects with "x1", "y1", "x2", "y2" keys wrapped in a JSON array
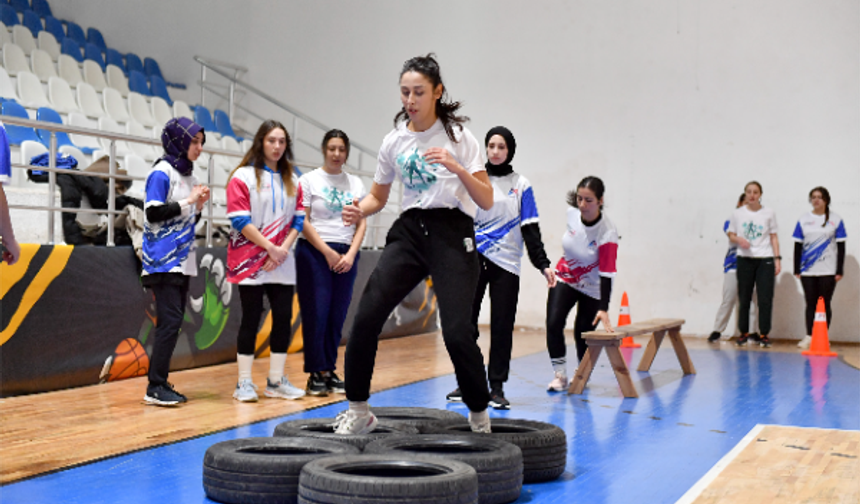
[
  {"x1": 489, "y1": 389, "x2": 510, "y2": 410},
  {"x1": 708, "y1": 331, "x2": 721, "y2": 343},
  {"x1": 446, "y1": 388, "x2": 463, "y2": 402},
  {"x1": 306, "y1": 373, "x2": 329, "y2": 397},
  {"x1": 759, "y1": 335, "x2": 772, "y2": 348},
  {"x1": 166, "y1": 382, "x2": 187, "y2": 403},
  {"x1": 324, "y1": 371, "x2": 345, "y2": 394},
  {"x1": 144, "y1": 383, "x2": 185, "y2": 406},
  {"x1": 736, "y1": 334, "x2": 749, "y2": 346}
]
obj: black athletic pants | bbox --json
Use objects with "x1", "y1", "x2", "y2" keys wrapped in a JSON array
[
  {"x1": 148, "y1": 278, "x2": 189, "y2": 386},
  {"x1": 345, "y1": 208, "x2": 491, "y2": 412},
  {"x1": 736, "y1": 256, "x2": 775, "y2": 336},
  {"x1": 800, "y1": 275, "x2": 836, "y2": 336},
  {"x1": 236, "y1": 284, "x2": 295, "y2": 355},
  {"x1": 471, "y1": 254, "x2": 519, "y2": 390},
  {"x1": 546, "y1": 282, "x2": 601, "y2": 362}
]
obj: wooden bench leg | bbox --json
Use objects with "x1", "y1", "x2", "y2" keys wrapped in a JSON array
[
  {"x1": 667, "y1": 328, "x2": 696, "y2": 374},
  {"x1": 637, "y1": 330, "x2": 665, "y2": 372},
  {"x1": 604, "y1": 341, "x2": 638, "y2": 398},
  {"x1": 568, "y1": 342, "x2": 602, "y2": 394}
]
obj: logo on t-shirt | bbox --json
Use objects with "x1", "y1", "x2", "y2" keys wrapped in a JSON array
[
  {"x1": 396, "y1": 148, "x2": 438, "y2": 192},
  {"x1": 742, "y1": 222, "x2": 763, "y2": 240},
  {"x1": 321, "y1": 185, "x2": 353, "y2": 213}
]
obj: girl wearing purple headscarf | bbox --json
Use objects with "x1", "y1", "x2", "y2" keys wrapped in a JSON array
[{"x1": 141, "y1": 117, "x2": 210, "y2": 406}]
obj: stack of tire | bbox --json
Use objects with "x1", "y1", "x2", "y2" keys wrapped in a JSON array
[{"x1": 202, "y1": 407, "x2": 567, "y2": 504}]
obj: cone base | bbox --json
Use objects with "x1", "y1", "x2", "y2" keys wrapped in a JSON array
[{"x1": 801, "y1": 350, "x2": 837, "y2": 357}]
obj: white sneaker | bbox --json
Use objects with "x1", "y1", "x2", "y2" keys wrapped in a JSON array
[
  {"x1": 332, "y1": 409, "x2": 378, "y2": 435},
  {"x1": 797, "y1": 335, "x2": 812, "y2": 350},
  {"x1": 233, "y1": 379, "x2": 259, "y2": 402},
  {"x1": 265, "y1": 377, "x2": 306, "y2": 400},
  {"x1": 547, "y1": 372, "x2": 568, "y2": 392},
  {"x1": 468, "y1": 409, "x2": 491, "y2": 433}
]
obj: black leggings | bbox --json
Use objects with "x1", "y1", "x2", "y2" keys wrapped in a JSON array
[
  {"x1": 471, "y1": 255, "x2": 519, "y2": 389},
  {"x1": 236, "y1": 284, "x2": 295, "y2": 355},
  {"x1": 800, "y1": 275, "x2": 836, "y2": 336},
  {"x1": 546, "y1": 282, "x2": 601, "y2": 362},
  {"x1": 148, "y1": 278, "x2": 190, "y2": 386},
  {"x1": 344, "y1": 209, "x2": 490, "y2": 412},
  {"x1": 736, "y1": 257, "x2": 775, "y2": 336}
]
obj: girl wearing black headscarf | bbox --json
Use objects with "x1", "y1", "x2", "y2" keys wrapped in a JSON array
[
  {"x1": 141, "y1": 117, "x2": 210, "y2": 406},
  {"x1": 445, "y1": 126, "x2": 556, "y2": 409}
]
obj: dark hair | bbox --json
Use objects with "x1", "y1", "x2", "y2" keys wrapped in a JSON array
[
  {"x1": 809, "y1": 186, "x2": 831, "y2": 227},
  {"x1": 394, "y1": 53, "x2": 468, "y2": 142},
  {"x1": 737, "y1": 193, "x2": 746, "y2": 207},
  {"x1": 321, "y1": 129, "x2": 350, "y2": 161},
  {"x1": 230, "y1": 120, "x2": 295, "y2": 196},
  {"x1": 566, "y1": 176, "x2": 605, "y2": 208},
  {"x1": 745, "y1": 180, "x2": 763, "y2": 195}
]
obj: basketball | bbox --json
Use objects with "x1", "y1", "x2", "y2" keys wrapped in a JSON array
[{"x1": 107, "y1": 338, "x2": 150, "y2": 382}]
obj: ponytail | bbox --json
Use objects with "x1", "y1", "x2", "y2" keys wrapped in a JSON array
[{"x1": 809, "y1": 186, "x2": 831, "y2": 227}]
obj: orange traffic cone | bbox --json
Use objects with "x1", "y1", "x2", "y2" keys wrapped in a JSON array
[
  {"x1": 802, "y1": 297, "x2": 837, "y2": 357},
  {"x1": 618, "y1": 292, "x2": 640, "y2": 348}
]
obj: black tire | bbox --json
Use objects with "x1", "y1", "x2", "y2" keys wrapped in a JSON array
[
  {"x1": 364, "y1": 435, "x2": 522, "y2": 504},
  {"x1": 426, "y1": 419, "x2": 567, "y2": 483},
  {"x1": 298, "y1": 454, "x2": 478, "y2": 504},
  {"x1": 273, "y1": 418, "x2": 420, "y2": 450},
  {"x1": 370, "y1": 407, "x2": 467, "y2": 433},
  {"x1": 202, "y1": 437, "x2": 360, "y2": 504}
]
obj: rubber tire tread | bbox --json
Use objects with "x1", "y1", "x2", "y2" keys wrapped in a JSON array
[
  {"x1": 364, "y1": 435, "x2": 522, "y2": 504},
  {"x1": 297, "y1": 454, "x2": 478, "y2": 504},
  {"x1": 425, "y1": 419, "x2": 567, "y2": 483},
  {"x1": 369, "y1": 407, "x2": 466, "y2": 433},
  {"x1": 273, "y1": 418, "x2": 419, "y2": 450}
]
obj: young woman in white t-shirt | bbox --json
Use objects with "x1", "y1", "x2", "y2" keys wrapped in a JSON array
[
  {"x1": 546, "y1": 176, "x2": 618, "y2": 391},
  {"x1": 727, "y1": 181, "x2": 781, "y2": 348},
  {"x1": 296, "y1": 129, "x2": 367, "y2": 396},
  {"x1": 792, "y1": 186, "x2": 847, "y2": 349},
  {"x1": 337, "y1": 54, "x2": 495, "y2": 435},
  {"x1": 225, "y1": 120, "x2": 307, "y2": 403}
]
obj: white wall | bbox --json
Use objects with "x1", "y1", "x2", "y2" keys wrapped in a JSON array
[{"x1": 55, "y1": 1, "x2": 859, "y2": 341}]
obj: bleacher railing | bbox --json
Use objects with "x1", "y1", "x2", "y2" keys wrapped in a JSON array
[{"x1": 194, "y1": 55, "x2": 402, "y2": 248}]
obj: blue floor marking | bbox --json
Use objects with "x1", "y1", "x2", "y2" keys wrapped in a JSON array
[{"x1": 3, "y1": 346, "x2": 858, "y2": 504}]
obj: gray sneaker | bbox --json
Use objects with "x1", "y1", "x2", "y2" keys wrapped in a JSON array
[
  {"x1": 265, "y1": 377, "x2": 306, "y2": 400},
  {"x1": 232, "y1": 379, "x2": 258, "y2": 402}
]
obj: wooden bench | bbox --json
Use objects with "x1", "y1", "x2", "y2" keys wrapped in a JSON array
[{"x1": 568, "y1": 318, "x2": 693, "y2": 398}]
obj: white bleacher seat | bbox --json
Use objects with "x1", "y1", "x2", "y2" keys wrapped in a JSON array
[
  {"x1": 241, "y1": 139, "x2": 252, "y2": 152},
  {"x1": 17, "y1": 70, "x2": 51, "y2": 108},
  {"x1": 59, "y1": 145, "x2": 88, "y2": 168},
  {"x1": 82, "y1": 60, "x2": 107, "y2": 92},
  {"x1": 2, "y1": 42, "x2": 30, "y2": 76},
  {"x1": 173, "y1": 100, "x2": 193, "y2": 120},
  {"x1": 105, "y1": 64, "x2": 129, "y2": 97},
  {"x1": 67, "y1": 112, "x2": 103, "y2": 152},
  {"x1": 47, "y1": 76, "x2": 80, "y2": 114},
  {"x1": 127, "y1": 92, "x2": 156, "y2": 127},
  {"x1": 126, "y1": 120, "x2": 157, "y2": 161},
  {"x1": 123, "y1": 153, "x2": 149, "y2": 198},
  {"x1": 76, "y1": 81, "x2": 105, "y2": 118},
  {"x1": 152, "y1": 124, "x2": 163, "y2": 142},
  {"x1": 150, "y1": 96, "x2": 173, "y2": 126},
  {"x1": 102, "y1": 86, "x2": 129, "y2": 123},
  {"x1": 20, "y1": 139, "x2": 48, "y2": 165},
  {"x1": 37, "y1": 31, "x2": 60, "y2": 61},
  {"x1": 97, "y1": 116, "x2": 131, "y2": 157},
  {"x1": 221, "y1": 135, "x2": 242, "y2": 153},
  {"x1": 0, "y1": 66, "x2": 21, "y2": 101},
  {"x1": 11, "y1": 25, "x2": 36, "y2": 56},
  {"x1": 57, "y1": 54, "x2": 83, "y2": 88},
  {"x1": 0, "y1": 22, "x2": 10, "y2": 47},
  {"x1": 30, "y1": 48, "x2": 56, "y2": 82}
]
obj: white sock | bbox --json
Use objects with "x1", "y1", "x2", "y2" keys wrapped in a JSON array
[
  {"x1": 349, "y1": 401, "x2": 369, "y2": 416},
  {"x1": 470, "y1": 408, "x2": 489, "y2": 425},
  {"x1": 237, "y1": 354, "x2": 254, "y2": 382},
  {"x1": 269, "y1": 352, "x2": 287, "y2": 383},
  {"x1": 551, "y1": 358, "x2": 567, "y2": 377}
]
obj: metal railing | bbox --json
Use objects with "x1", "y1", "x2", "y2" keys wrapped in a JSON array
[{"x1": 194, "y1": 55, "x2": 402, "y2": 247}]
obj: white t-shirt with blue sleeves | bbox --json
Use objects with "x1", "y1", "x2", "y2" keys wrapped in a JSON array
[
  {"x1": 474, "y1": 172, "x2": 539, "y2": 276},
  {"x1": 792, "y1": 211, "x2": 847, "y2": 276},
  {"x1": 0, "y1": 122, "x2": 11, "y2": 185},
  {"x1": 142, "y1": 161, "x2": 199, "y2": 277},
  {"x1": 722, "y1": 219, "x2": 738, "y2": 273}
]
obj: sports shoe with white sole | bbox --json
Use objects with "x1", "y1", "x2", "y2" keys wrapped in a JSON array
[
  {"x1": 265, "y1": 377, "x2": 306, "y2": 400},
  {"x1": 233, "y1": 379, "x2": 259, "y2": 402},
  {"x1": 547, "y1": 372, "x2": 568, "y2": 392},
  {"x1": 797, "y1": 335, "x2": 812, "y2": 350},
  {"x1": 333, "y1": 410, "x2": 378, "y2": 435},
  {"x1": 144, "y1": 383, "x2": 185, "y2": 406}
]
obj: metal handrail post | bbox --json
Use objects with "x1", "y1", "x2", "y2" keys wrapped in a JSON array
[
  {"x1": 200, "y1": 64, "x2": 206, "y2": 106},
  {"x1": 107, "y1": 140, "x2": 116, "y2": 246},
  {"x1": 206, "y1": 155, "x2": 214, "y2": 247},
  {"x1": 47, "y1": 133, "x2": 57, "y2": 244},
  {"x1": 228, "y1": 81, "x2": 235, "y2": 124}
]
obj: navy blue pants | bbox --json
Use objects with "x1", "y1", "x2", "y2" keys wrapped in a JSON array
[
  {"x1": 148, "y1": 278, "x2": 189, "y2": 386},
  {"x1": 296, "y1": 239, "x2": 359, "y2": 373}
]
